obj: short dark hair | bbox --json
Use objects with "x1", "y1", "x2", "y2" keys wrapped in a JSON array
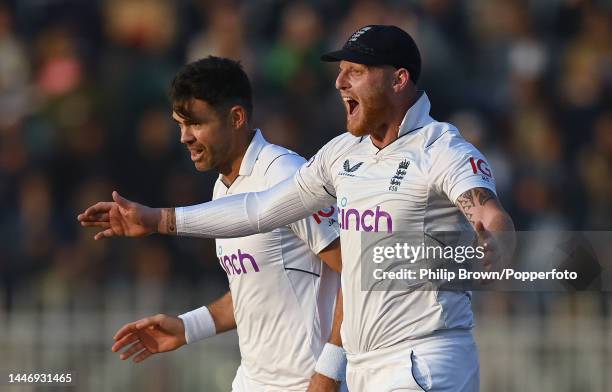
[{"x1": 170, "y1": 56, "x2": 253, "y2": 122}]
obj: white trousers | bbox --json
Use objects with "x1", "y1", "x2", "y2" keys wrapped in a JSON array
[{"x1": 346, "y1": 329, "x2": 479, "y2": 392}]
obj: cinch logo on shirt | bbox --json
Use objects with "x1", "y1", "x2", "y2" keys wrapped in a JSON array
[
  {"x1": 218, "y1": 249, "x2": 260, "y2": 275},
  {"x1": 338, "y1": 197, "x2": 393, "y2": 233}
]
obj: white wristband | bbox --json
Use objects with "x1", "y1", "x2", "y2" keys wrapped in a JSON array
[
  {"x1": 314, "y1": 343, "x2": 347, "y2": 382},
  {"x1": 178, "y1": 306, "x2": 216, "y2": 344}
]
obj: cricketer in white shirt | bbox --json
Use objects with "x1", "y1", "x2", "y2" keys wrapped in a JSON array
[
  {"x1": 181, "y1": 129, "x2": 342, "y2": 391},
  {"x1": 174, "y1": 92, "x2": 497, "y2": 391}
]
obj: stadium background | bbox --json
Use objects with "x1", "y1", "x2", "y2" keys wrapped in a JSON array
[{"x1": 0, "y1": 0, "x2": 611, "y2": 390}]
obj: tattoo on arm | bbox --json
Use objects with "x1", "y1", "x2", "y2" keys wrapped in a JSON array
[
  {"x1": 160, "y1": 208, "x2": 177, "y2": 235},
  {"x1": 456, "y1": 188, "x2": 496, "y2": 226}
]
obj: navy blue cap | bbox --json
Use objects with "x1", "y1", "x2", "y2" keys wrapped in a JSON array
[{"x1": 321, "y1": 25, "x2": 421, "y2": 83}]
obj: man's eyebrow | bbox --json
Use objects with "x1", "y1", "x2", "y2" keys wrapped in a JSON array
[
  {"x1": 182, "y1": 118, "x2": 204, "y2": 125},
  {"x1": 173, "y1": 113, "x2": 200, "y2": 124}
]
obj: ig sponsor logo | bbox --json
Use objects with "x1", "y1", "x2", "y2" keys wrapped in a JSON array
[
  {"x1": 312, "y1": 205, "x2": 338, "y2": 227},
  {"x1": 469, "y1": 157, "x2": 492, "y2": 180}
]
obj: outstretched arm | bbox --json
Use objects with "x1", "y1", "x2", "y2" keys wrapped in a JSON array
[{"x1": 79, "y1": 176, "x2": 327, "y2": 240}]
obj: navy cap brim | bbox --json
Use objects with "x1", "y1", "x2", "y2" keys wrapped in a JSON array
[{"x1": 320, "y1": 49, "x2": 384, "y2": 65}]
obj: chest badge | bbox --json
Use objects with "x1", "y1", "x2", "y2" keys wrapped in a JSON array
[
  {"x1": 339, "y1": 159, "x2": 364, "y2": 177},
  {"x1": 389, "y1": 159, "x2": 410, "y2": 191}
]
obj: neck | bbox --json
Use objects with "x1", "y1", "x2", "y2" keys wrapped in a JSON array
[
  {"x1": 369, "y1": 92, "x2": 418, "y2": 149},
  {"x1": 219, "y1": 129, "x2": 255, "y2": 187}
]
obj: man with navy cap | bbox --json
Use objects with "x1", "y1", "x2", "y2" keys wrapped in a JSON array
[{"x1": 80, "y1": 25, "x2": 515, "y2": 391}]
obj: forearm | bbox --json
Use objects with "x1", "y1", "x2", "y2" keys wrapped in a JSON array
[
  {"x1": 175, "y1": 178, "x2": 315, "y2": 238},
  {"x1": 481, "y1": 206, "x2": 514, "y2": 233},
  {"x1": 457, "y1": 188, "x2": 516, "y2": 252},
  {"x1": 484, "y1": 210, "x2": 516, "y2": 261},
  {"x1": 178, "y1": 291, "x2": 236, "y2": 344},
  {"x1": 313, "y1": 287, "x2": 346, "y2": 385},
  {"x1": 328, "y1": 288, "x2": 343, "y2": 346},
  {"x1": 207, "y1": 291, "x2": 237, "y2": 333},
  {"x1": 317, "y1": 239, "x2": 342, "y2": 273}
]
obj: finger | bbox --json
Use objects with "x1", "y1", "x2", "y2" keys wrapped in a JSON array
[
  {"x1": 474, "y1": 221, "x2": 491, "y2": 240},
  {"x1": 134, "y1": 349, "x2": 153, "y2": 363},
  {"x1": 114, "y1": 322, "x2": 140, "y2": 340},
  {"x1": 81, "y1": 221, "x2": 111, "y2": 229},
  {"x1": 82, "y1": 202, "x2": 114, "y2": 218},
  {"x1": 94, "y1": 228, "x2": 116, "y2": 240},
  {"x1": 113, "y1": 316, "x2": 159, "y2": 340},
  {"x1": 112, "y1": 332, "x2": 139, "y2": 352},
  {"x1": 88, "y1": 213, "x2": 110, "y2": 222},
  {"x1": 134, "y1": 315, "x2": 164, "y2": 330},
  {"x1": 78, "y1": 212, "x2": 110, "y2": 223},
  {"x1": 119, "y1": 341, "x2": 145, "y2": 360},
  {"x1": 112, "y1": 191, "x2": 131, "y2": 209}
]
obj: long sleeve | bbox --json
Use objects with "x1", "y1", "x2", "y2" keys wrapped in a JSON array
[{"x1": 175, "y1": 175, "x2": 332, "y2": 238}]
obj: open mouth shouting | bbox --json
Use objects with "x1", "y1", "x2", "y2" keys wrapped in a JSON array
[{"x1": 343, "y1": 96, "x2": 360, "y2": 117}]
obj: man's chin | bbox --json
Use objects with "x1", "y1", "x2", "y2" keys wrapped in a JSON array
[
  {"x1": 194, "y1": 161, "x2": 212, "y2": 172},
  {"x1": 347, "y1": 123, "x2": 369, "y2": 137}
]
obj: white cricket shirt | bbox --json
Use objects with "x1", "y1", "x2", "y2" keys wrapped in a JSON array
[
  {"x1": 295, "y1": 92, "x2": 497, "y2": 355},
  {"x1": 213, "y1": 130, "x2": 340, "y2": 390}
]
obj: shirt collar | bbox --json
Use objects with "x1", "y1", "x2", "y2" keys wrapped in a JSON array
[
  {"x1": 397, "y1": 91, "x2": 433, "y2": 137},
  {"x1": 238, "y1": 128, "x2": 267, "y2": 176}
]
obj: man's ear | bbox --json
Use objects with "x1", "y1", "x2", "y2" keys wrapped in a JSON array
[
  {"x1": 392, "y1": 68, "x2": 411, "y2": 93},
  {"x1": 229, "y1": 105, "x2": 248, "y2": 129}
]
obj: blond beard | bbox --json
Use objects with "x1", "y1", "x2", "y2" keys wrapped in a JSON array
[{"x1": 346, "y1": 99, "x2": 391, "y2": 137}]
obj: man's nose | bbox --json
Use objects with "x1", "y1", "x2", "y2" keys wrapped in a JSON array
[
  {"x1": 180, "y1": 126, "x2": 194, "y2": 144},
  {"x1": 335, "y1": 70, "x2": 350, "y2": 90}
]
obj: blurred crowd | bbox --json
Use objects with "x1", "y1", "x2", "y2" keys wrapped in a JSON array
[{"x1": 0, "y1": 0, "x2": 611, "y2": 312}]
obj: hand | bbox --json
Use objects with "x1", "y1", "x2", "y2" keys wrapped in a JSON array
[
  {"x1": 307, "y1": 373, "x2": 340, "y2": 392},
  {"x1": 111, "y1": 314, "x2": 187, "y2": 363},
  {"x1": 474, "y1": 221, "x2": 507, "y2": 283},
  {"x1": 474, "y1": 221, "x2": 494, "y2": 270},
  {"x1": 77, "y1": 191, "x2": 160, "y2": 240}
]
